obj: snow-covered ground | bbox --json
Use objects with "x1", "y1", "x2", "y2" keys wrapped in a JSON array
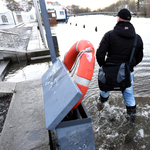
[{"x1": 0, "y1": 27, "x2": 32, "y2": 50}]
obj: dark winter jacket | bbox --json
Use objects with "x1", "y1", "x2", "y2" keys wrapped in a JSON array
[{"x1": 96, "y1": 21, "x2": 143, "y2": 72}]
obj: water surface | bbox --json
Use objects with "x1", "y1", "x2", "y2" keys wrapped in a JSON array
[{"x1": 4, "y1": 15, "x2": 150, "y2": 150}]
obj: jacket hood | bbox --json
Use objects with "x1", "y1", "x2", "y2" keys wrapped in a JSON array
[{"x1": 114, "y1": 21, "x2": 135, "y2": 38}]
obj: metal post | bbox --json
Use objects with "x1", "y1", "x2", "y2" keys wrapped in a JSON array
[
  {"x1": 33, "y1": 0, "x2": 47, "y2": 48},
  {"x1": 11, "y1": 11, "x2": 16, "y2": 25},
  {"x1": 39, "y1": 0, "x2": 56, "y2": 63}
]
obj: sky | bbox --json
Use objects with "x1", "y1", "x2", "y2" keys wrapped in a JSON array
[{"x1": 53, "y1": 0, "x2": 118, "y2": 10}]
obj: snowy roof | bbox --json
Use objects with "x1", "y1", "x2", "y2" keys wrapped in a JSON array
[
  {"x1": 46, "y1": 1, "x2": 61, "y2": 6},
  {"x1": 46, "y1": 1, "x2": 66, "y2": 11}
]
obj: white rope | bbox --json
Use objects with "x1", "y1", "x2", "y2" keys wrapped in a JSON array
[{"x1": 70, "y1": 47, "x2": 94, "y2": 77}]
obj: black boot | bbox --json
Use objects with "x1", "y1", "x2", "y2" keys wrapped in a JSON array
[
  {"x1": 126, "y1": 105, "x2": 136, "y2": 122},
  {"x1": 97, "y1": 95, "x2": 109, "y2": 110}
]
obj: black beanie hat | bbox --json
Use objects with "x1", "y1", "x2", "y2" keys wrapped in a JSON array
[{"x1": 117, "y1": 8, "x2": 131, "y2": 20}]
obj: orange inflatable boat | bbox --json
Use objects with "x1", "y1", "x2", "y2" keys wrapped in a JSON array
[{"x1": 64, "y1": 40, "x2": 95, "y2": 109}]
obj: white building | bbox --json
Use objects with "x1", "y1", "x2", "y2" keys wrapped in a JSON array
[
  {"x1": 14, "y1": 6, "x2": 37, "y2": 23},
  {"x1": 0, "y1": 1, "x2": 36, "y2": 25},
  {"x1": 46, "y1": 1, "x2": 68, "y2": 22},
  {"x1": 0, "y1": 2, "x2": 14, "y2": 25}
]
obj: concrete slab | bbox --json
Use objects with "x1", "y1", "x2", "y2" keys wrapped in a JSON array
[
  {"x1": 0, "y1": 81, "x2": 16, "y2": 97},
  {"x1": 0, "y1": 49, "x2": 27, "y2": 62},
  {"x1": 0, "y1": 79, "x2": 50, "y2": 150},
  {"x1": 0, "y1": 60, "x2": 11, "y2": 81},
  {"x1": 0, "y1": 22, "x2": 58, "y2": 63},
  {"x1": 27, "y1": 25, "x2": 40, "y2": 50}
]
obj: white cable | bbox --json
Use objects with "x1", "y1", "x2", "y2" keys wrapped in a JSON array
[{"x1": 70, "y1": 48, "x2": 94, "y2": 77}]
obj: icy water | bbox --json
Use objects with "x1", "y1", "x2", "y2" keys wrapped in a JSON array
[{"x1": 4, "y1": 15, "x2": 150, "y2": 150}]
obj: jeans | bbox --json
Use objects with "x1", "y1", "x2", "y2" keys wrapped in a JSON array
[{"x1": 100, "y1": 72, "x2": 135, "y2": 107}]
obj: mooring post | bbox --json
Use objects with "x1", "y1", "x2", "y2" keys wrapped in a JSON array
[
  {"x1": 33, "y1": 0, "x2": 47, "y2": 48},
  {"x1": 39, "y1": 0, "x2": 56, "y2": 63}
]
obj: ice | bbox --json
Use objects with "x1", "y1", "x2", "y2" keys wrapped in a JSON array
[{"x1": 138, "y1": 129, "x2": 144, "y2": 138}]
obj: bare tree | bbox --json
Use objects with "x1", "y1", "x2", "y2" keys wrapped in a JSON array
[
  {"x1": 70, "y1": 0, "x2": 150, "y2": 17},
  {"x1": 70, "y1": 5, "x2": 91, "y2": 14},
  {"x1": 5, "y1": 0, "x2": 33, "y2": 12},
  {"x1": 145, "y1": 0, "x2": 150, "y2": 17},
  {"x1": 137, "y1": 0, "x2": 150, "y2": 17}
]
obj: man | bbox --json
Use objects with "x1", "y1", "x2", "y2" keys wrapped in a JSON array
[{"x1": 96, "y1": 8, "x2": 143, "y2": 120}]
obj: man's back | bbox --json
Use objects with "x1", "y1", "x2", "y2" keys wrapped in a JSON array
[{"x1": 96, "y1": 21, "x2": 143, "y2": 72}]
